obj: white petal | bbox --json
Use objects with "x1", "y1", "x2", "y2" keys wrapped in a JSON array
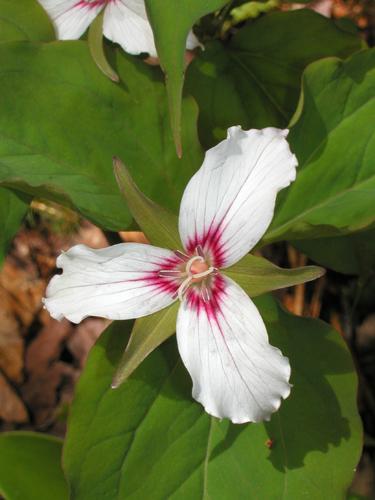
[
  {"x1": 103, "y1": 0, "x2": 155, "y2": 56},
  {"x1": 186, "y1": 30, "x2": 201, "y2": 51},
  {"x1": 176, "y1": 275, "x2": 291, "y2": 423},
  {"x1": 178, "y1": 127, "x2": 298, "y2": 268},
  {"x1": 37, "y1": 0, "x2": 104, "y2": 39},
  {"x1": 43, "y1": 243, "x2": 180, "y2": 323},
  {"x1": 103, "y1": 0, "x2": 200, "y2": 56}
]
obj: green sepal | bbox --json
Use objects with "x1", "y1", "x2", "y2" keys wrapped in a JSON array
[
  {"x1": 112, "y1": 302, "x2": 179, "y2": 388},
  {"x1": 113, "y1": 157, "x2": 180, "y2": 249},
  {"x1": 88, "y1": 11, "x2": 119, "y2": 82},
  {"x1": 224, "y1": 253, "x2": 325, "y2": 297}
]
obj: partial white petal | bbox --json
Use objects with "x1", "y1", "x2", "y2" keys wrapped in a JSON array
[
  {"x1": 37, "y1": 0, "x2": 104, "y2": 39},
  {"x1": 103, "y1": 0, "x2": 156, "y2": 56},
  {"x1": 44, "y1": 243, "x2": 180, "y2": 323},
  {"x1": 176, "y1": 275, "x2": 291, "y2": 423},
  {"x1": 178, "y1": 127, "x2": 298, "y2": 268},
  {"x1": 186, "y1": 30, "x2": 201, "y2": 51},
  {"x1": 103, "y1": 0, "x2": 200, "y2": 56}
]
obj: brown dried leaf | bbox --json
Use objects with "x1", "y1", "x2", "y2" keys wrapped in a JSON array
[
  {"x1": 0, "y1": 311, "x2": 23, "y2": 383},
  {"x1": 0, "y1": 259, "x2": 44, "y2": 329},
  {"x1": 22, "y1": 361, "x2": 76, "y2": 427},
  {"x1": 119, "y1": 231, "x2": 149, "y2": 244},
  {"x1": 0, "y1": 372, "x2": 28, "y2": 423},
  {"x1": 71, "y1": 220, "x2": 108, "y2": 249},
  {"x1": 25, "y1": 317, "x2": 72, "y2": 375}
]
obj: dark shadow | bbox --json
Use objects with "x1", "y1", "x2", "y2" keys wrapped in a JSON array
[
  {"x1": 210, "y1": 424, "x2": 247, "y2": 461},
  {"x1": 263, "y1": 309, "x2": 354, "y2": 471}
]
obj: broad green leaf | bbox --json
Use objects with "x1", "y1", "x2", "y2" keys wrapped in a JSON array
[
  {"x1": 185, "y1": 10, "x2": 362, "y2": 147},
  {"x1": 113, "y1": 158, "x2": 180, "y2": 249},
  {"x1": 264, "y1": 49, "x2": 375, "y2": 244},
  {"x1": 0, "y1": 41, "x2": 202, "y2": 231},
  {"x1": 64, "y1": 295, "x2": 361, "y2": 499},
  {"x1": 0, "y1": 188, "x2": 29, "y2": 266},
  {"x1": 0, "y1": 0, "x2": 54, "y2": 42},
  {"x1": 292, "y1": 229, "x2": 375, "y2": 276},
  {"x1": 112, "y1": 302, "x2": 179, "y2": 388},
  {"x1": 88, "y1": 12, "x2": 119, "y2": 82},
  {"x1": 224, "y1": 253, "x2": 324, "y2": 296},
  {"x1": 145, "y1": 0, "x2": 228, "y2": 155},
  {"x1": 0, "y1": 432, "x2": 68, "y2": 500}
]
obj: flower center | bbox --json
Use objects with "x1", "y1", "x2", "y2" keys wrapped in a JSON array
[
  {"x1": 158, "y1": 247, "x2": 217, "y2": 302},
  {"x1": 189, "y1": 259, "x2": 210, "y2": 282},
  {"x1": 186, "y1": 256, "x2": 211, "y2": 282}
]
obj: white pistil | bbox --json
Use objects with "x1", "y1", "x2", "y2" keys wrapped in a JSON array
[
  {"x1": 185, "y1": 255, "x2": 204, "y2": 274},
  {"x1": 178, "y1": 255, "x2": 216, "y2": 302}
]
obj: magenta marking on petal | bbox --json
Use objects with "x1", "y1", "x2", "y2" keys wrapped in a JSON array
[
  {"x1": 185, "y1": 223, "x2": 227, "y2": 268},
  {"x1": 186, "y1": 274, "x2": 226, "y2": 318},
  {"x1": 138, "y1": 254, "x2": 182, "y2": 297},
  {"x1": 75, "y1": 0, "x2": 106, "y2": 10}
]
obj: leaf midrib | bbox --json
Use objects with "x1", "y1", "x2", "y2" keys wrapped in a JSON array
[{"x1": 227, "y1": 52, "x2": 289, "y2": 121}]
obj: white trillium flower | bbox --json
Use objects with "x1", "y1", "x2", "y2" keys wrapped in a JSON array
[
  {"x1": 37, "y1": 0, "x2": 200, "y2": 57},
  {"x1": 44, "y1": 126, "x2": 298, "y2": 424}
]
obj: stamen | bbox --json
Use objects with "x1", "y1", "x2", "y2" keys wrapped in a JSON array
[
  {"x1": 158, "y1": 270, "x2": 183, "y2": 278},
  {"x1": 201, "y1": 282, "x2": 211, "y2": 303},
  {"x1": 177, "y1": 276, "x2": 193, "y2": 302},
  {"x1": 196, "y1": 245, "x2": 205, "y2": 258},
  {"x1": 174, "y1": 250, "x2": 190, "y2": 262}
]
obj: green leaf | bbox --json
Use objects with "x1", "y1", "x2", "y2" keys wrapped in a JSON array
[
  {"x1": 113, "y1": 158, "x2": 180, "y2": 249},
  {"x1": 185, "y1": 10, "x2": 363, "y2": 147},
  {"x1": 0, "y1": 188, "x2": 28, "y2": 267},
  {"x1": 145, "y1": 0, "x2": 228, "y2": 155},
  {"x1": 224, "y1": 253, "x2": 324, "y2": 296},
  {"x1": 112, "y1": 302, "x2": 179, "y2": 388},
  {"x1": 64, "y1": 295, "x2": 361, "y2": 499},
  {"x1": 0, "y1": 41, "x2": 202, "y2": 231},
  {"x1": 88, "y1": 12, "x2": 119, "y2": 82},
  {"x1": 264, "y1": 48, "x2": 375, "y2": 244},
  {"x1": 0, "y1": 0, "x2": 54, "y2": 42},
  {"x1": 0, "y1": 432, "x2": 68, "y2": 500},
  {"x1": 292, "y1": 230, "x2": 375, "y2": 276}
]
